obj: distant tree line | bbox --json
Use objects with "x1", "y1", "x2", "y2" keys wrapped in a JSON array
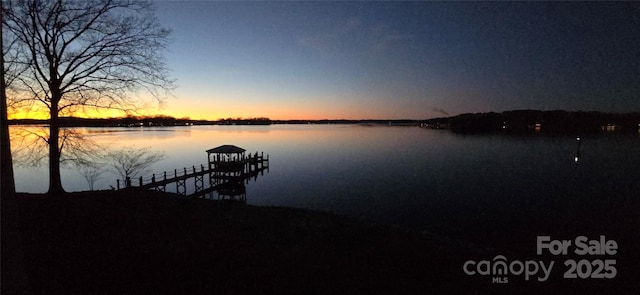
[
  {"x1": 424, "y1": 110, "x2": 640, "y2": 134},
  {"x1": 9, "y1": 117, "x2": 428, "y2": 127},
  {"x1": 8, "y1": 115, "x2": 275, "y2": 127},
  {"x1": 271, "y1": 119, "x2": 418, "y2": 125},
  {"x1": 9, "y1": 115, "x2": 190, "y2": 127},
  {"x1": 10, "y1": 111, "x2": 640, "y2": 132},
  {"x1": 218, "y1": 117, "x2": 272, "y2": 125}
]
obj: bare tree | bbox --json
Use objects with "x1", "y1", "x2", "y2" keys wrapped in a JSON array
[
  {"x1": 76, "y1": 161, "x2": 105, "y2": 191},
  {"x1": 105, "y1": 145, "x2": 165, "y2": 183},
  {"x1": 3, "y1": 0, "x2": 174, "y2": 194}
]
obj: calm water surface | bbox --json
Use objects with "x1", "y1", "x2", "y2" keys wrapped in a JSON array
[{"x1": 11, "y1": 125, "x2": 640, "y2": 246}]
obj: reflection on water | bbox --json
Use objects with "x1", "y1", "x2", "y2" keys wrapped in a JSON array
[
  {"x1": 10, "y1": 125, "x2": 640, "y2": 245},
  {"x1": 574, "y1": 137, "x2": 581, "y2": 163}
]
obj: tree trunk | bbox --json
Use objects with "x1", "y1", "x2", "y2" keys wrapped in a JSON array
[
  {"x1": 1, "y1": 4, "x2": 29, "y2": 291},
  {"x1": 47, "y1": 98, "x2": 65, "y2": 195},
  {"x1": 1, "y1": 0, "x2": 15, "y2": 202},
  {"x1": 1, "y1": 81, "x2": 28, "y2": 295},
  {"x1": 0, "y1": 88, "x2": 14, "y2": 197},
  {"x1": 0, "y1": 35, "x2": 15, "y2": 198}
]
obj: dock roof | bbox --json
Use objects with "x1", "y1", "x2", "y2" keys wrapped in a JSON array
[{"x1": 206, "y1": 145, "x2": 246, "y2": 154}]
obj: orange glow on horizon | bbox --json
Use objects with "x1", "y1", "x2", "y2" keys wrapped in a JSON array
[
  {"x1": 8, "y1": 108, "x2": 131, "y2": 120},
  {"x1": 8, "y1": 107, "x2": 284, "y2": 121},
  {"x1": 161, "y1": 107, "x2": 360, "y2": 121},
  {"x1": 5, "y1": 82, "x2": 420, "y2": 120},
  {"x1": 158, "y1": 97, "x2": 388, "y2": 121},
  {"x1": 9, "y1": 106, "x2": 168, "y2": 120},
  {"x1": 7, "y1": 95, "x2": 416, "y2": 121},
  {"x1": 8, "y1": 105, "x2": 383, "y2": 121},
  {"x1": 8, "y1": 109, "x2": 49, "y2": 120}
]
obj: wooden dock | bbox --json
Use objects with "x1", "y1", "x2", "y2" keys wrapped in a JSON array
[{"x1": 116, "y1": 149, "x2": 269, "y2": 201}]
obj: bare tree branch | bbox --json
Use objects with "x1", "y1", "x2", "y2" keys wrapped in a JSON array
[
  {"x1": 75, "y1": 161, "x2": 105, "y2": 191},
  {"x1": 3, "y1": 0, "x2": 174, "y2": 193},
  {"x1": 104, "y1": 145, "x2": 165, "y2": 181}
]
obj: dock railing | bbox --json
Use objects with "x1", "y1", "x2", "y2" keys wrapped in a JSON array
[{"x1": 116, "y1": 153, "x2": 269, "y2": 198}]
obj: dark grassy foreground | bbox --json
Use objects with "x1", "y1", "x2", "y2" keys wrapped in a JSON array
[
  {"x1": 13, "y1": 190, "x2": 639, "y2": 294},
  {"x1": 17, "y1": 190, "x2": 462, "y2": 294}
]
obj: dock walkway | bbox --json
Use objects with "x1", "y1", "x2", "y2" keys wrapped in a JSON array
[{"x1": 116, "y1": 152, "x2": 268, "y2": 199}]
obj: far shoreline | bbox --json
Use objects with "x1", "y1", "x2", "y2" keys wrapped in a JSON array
[{"x1": 8, "y1": 109, "x2": 640, "y2": 135}]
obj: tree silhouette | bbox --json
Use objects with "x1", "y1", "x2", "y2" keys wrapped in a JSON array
[
  {"x1": 1, "y1": 3, "x2": 15, "y2": 198},
  {"x1": 76, "y1": 161, "x2": 105, "y2": 191},
  {"x1": 106, "y1": 145, "x2": 165, "y2": 183},
  {"x1": 1, "y1": 3, "x2": 28, "y2": 292},
  {"x1": 3, "y1": 0, "x2": 174, "y2": 194}
]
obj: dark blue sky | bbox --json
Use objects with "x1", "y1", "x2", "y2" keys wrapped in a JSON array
[{"x1": 154, "y1": 1, "x2": 640, "y2": 120}]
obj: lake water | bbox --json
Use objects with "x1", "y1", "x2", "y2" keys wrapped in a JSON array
[{"x1": 10, "y1": 124, "x2": 640, "y2": 249}]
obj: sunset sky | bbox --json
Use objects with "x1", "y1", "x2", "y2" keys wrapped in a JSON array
[{"x1": 12, "y1": 1, "x2": 640, "y2": 120}]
